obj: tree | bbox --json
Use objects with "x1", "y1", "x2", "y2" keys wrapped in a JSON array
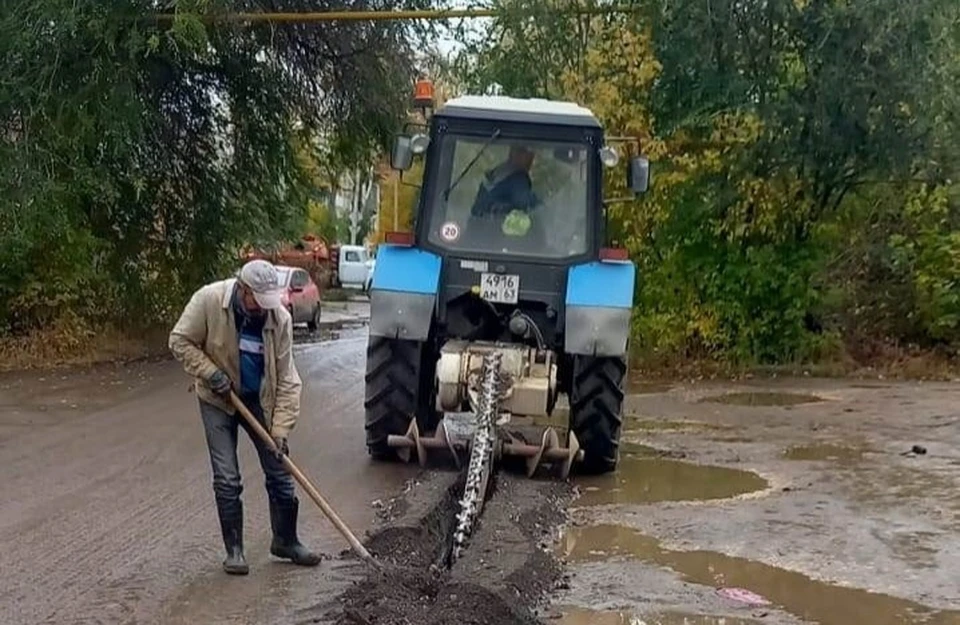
[
  {"x1": 0, "y1": 0, "x2": 431, "y2": 335},
  {"x1": 453, "y1": 0, "x2": 960, "y2": 365}
]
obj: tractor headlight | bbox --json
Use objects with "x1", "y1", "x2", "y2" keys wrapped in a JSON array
[{"x1": 599, "y1": 146, "x2": 619, "y2": 168}]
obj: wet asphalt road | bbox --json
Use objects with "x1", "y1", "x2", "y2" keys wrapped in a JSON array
[
  {"x1": 2, "y1": 298, "x2": 960, "y2": 625},
  {"x1": 0, "y1": 301, "x2": 421, "y2": 625}
]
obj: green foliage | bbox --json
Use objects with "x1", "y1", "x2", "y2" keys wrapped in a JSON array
[
  {"x1": 889, "y1": 185, "x2": 960, "y2": 343},
  {"x1": 1, "y1": 0, "x2": 428, "y2": 338},
  {"x1": 454, "y1": 0, "x2": 960, "y2": 367},
  {"x1": 451, "y1": 0, "x2": 590, "y2": 98},
  {"x1": 305, "y1": 200, "x2": 344, "y2": 244},
  {"x1": 633, "y1": 230, "x2": 824, "y2": 364}
]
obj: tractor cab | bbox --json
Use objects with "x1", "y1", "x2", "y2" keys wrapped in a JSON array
[
  {"x1": 392, "y1": 96, "x2": 649, "y2": 263},
  {"x1": 366, "y1": 91, "x2": 650, "y2": 479}
]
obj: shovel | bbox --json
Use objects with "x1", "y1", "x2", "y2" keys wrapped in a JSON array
[{"x1": 226, "y1": 390, "x2": 378, "y2": 568}]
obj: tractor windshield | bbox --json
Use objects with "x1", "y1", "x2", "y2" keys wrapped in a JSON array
[{"x1": 425, "y1": 134, "x2": 592, "y2": 259}]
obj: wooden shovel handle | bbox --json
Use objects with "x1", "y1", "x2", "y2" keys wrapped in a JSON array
[{"x1": 227, "y1": 391, "x2": 376, "y2": 565}]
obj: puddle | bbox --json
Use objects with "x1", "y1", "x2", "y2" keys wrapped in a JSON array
[
  {"x1": 573, "y1": 449, "x2": 768, "y2": 506},
  {"x1": 702, "y1": 392, "x2": 822, "y2": 407},
  {"x1": 559, "y1": 524, "x2": 960, "y2": 625},
  {"x1": 783, "y1": 443, "x2": 866, "y2": 463},
  {"x1": 556, "y1": 606, "x2": 764, "y2": 624}
]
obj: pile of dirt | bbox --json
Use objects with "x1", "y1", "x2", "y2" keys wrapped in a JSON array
[{"x1": 328, "y1": 470, "x2": 573, "y2": 625}]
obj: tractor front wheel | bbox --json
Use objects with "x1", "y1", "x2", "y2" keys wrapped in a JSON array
[
  {"x1": 363, "y1": 336, "x2": 438, "y2": 459},
  {"x1": 569, "y1": 355, "x2": 626, "y2": 474}
]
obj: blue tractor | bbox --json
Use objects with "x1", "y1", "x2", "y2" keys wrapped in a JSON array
[{"x1": 364, "y1": 94, "x2": 650, "y2": 479}]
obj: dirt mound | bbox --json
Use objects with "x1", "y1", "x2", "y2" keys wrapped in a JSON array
[{"x1": 329, "y1": 470, "x2": 572, "y2": 625}]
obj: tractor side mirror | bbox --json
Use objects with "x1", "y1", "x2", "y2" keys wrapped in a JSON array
[
  {"x1": 627, "y1": 156, "x2": 650, "y2": 195},
  {"x1": 391, "y1": 135, "x2": 414, "y2": 171}
]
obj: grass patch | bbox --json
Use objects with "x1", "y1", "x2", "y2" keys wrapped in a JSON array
[
  {"x1": 0, "y1": 318, "x2": 170, "y2": 372},
  {"x1": 629, "y1": 341, "x2": 959, "y2": 382}
]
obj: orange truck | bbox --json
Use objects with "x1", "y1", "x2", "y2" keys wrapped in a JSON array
[{"x1": 241, "y1": 234, "x2": 341, "y2": 289}]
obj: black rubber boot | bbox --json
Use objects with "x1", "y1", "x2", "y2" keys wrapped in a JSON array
[
  {"x1": 217, "y1": 501, "x2": 249, "y2": 575},
  {"x1": 269, "y1": 498, "x2": 322, "y2": 566}
]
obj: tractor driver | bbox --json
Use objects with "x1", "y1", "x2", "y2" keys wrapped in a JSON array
[{"x1": 469, "y1": 144, "x2": 540, "y2": 220}]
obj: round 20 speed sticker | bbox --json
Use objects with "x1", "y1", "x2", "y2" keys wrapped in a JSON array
[{"x1": 440, "y1": 221, "x2": 460, "y2": 242}]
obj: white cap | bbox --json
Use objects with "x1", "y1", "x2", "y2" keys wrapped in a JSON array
[{"x1": 238, "y1": 260, "x2": 283, "y2": 309}]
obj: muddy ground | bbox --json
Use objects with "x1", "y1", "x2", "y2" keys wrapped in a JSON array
[
  {"x1": 1, "y1": 300, "x2": 959, "y2": 624},
  {"x1": 553, "y1": 379, "x2": 960, "y2": 625},
  {"x1": 320, "y1": 473, "x2": 570, "y2": 625}
]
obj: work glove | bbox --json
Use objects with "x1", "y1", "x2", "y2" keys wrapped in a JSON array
[
  {"x1": 207, "y1": 369, "x2": 232, "y2": 397},
  {"x1": 272, "y1": 436, "x2": 289, "y2": 462}
]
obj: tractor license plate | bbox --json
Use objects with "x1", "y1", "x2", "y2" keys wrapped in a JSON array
[{"x1": 479, "y1": 273, "x2": 519, "y2": 304}]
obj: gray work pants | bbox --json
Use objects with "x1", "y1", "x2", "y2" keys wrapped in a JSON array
[{"x1": 199, "y1": 399, "x2": 296, "y2": 513}]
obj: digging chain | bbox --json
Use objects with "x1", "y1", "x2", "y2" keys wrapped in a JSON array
[{"x1": 451, "y1": 351, "x2": 502, "y2": 563}]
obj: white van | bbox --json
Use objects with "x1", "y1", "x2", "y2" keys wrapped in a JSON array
[{"x1": 338, "y1": 244, "x2": 372, "y2": 290}]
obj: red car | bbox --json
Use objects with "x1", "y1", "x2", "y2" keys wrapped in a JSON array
[{"x1": 276, "y1": 265, "x2": 322, "y2": 330}]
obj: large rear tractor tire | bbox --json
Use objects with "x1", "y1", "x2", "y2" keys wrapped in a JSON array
[
  {"x1": 569, "y1": 355, "x2": 627, "y2": 474},
  {"x1": 363, "y1": 336, "x2": 438, "y2": 460}
]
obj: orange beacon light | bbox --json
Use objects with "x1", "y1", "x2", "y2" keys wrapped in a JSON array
[{"x1": 413, "y1": 77, "x2": 434, "y2": 109}]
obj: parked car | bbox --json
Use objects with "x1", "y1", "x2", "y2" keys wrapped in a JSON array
[{"x1": 276, "y1": 265, "x2": 322, "y2": 331}]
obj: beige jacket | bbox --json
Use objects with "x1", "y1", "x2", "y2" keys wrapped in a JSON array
[{"x1": 168, "y1": 278, "x2": 302, "y2": 438}]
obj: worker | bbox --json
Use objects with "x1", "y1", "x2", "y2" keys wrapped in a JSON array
[
  {"x1": 470, "y1": 144, "x2": 540, "y2": 219},
  {"x1": 169, "y1": 259, "x2": 321, "y2": 575}
]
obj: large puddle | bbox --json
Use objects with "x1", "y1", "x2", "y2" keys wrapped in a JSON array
[
  {"x1": 557, "y1": 606, "x2": 763, "y2": 625},
  {"x1": 558, "y1": 524, "x2": 960, "y2": 625},
  {"x1": 573, "y1": 447, "x2": 768, "y2": 507},
  {"x1": 702, "y1": 392, "x2": 823, "y2": 406}
]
